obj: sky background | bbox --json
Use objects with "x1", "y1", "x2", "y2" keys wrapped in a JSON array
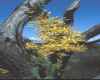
[{"x1": 0, "y1": 0, "x2": 100, "y2": 41}]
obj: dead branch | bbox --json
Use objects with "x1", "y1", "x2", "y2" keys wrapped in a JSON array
[{"x1": 63, "y1": 0, "x2": 80, "y2": 26}]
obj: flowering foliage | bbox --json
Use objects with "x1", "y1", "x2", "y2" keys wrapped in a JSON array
[
  {"x1": 25, "y1": 11, "x2": 86, "y2": 57},
  {"x1": 25, "y1": 42, "x2": 37, "y2": 50}
]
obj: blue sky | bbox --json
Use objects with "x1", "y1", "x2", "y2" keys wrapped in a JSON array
[{"x1": 0, "y1": 0, "x2": 100, "y2": 41}]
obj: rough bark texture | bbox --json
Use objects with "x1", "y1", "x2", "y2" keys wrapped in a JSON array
[
  {"x1": 62, "y1": 1, "x2": 100, "y2": 77},
  {"x1": 82, "y1": 24, "x2": 100, "y2": 40},
  {"x1": 0, "y1": 0, "x2": 51, "y2": 78},
  {"x1": 63, "y1": 0, "x2": 80, "y2": 25},
  {"x1": 61, "y1": 45, "x2": 100, "y2": 79},
  {"x1": 55, "y1": 0, "x2": 80, "y2": 78},
  {"x1": 0, "y1": 0, "x2": 100, "y2": 79}
]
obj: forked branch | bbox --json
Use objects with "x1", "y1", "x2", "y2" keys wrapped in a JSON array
[{"x1": 63, "y1": 0, "x2": 80, "y2": 25}]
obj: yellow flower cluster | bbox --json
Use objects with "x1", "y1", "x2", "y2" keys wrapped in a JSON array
[
  {"x1": 28, "y1": 12, "x2": 87, "y2": 56},
  {"x1": 25, "y1": 42, "x2": 37, "y2": 50}
]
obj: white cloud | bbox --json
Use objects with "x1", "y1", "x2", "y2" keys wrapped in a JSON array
[{"x1": 30, "y1": 37, "x2": 41, "y2": 41}]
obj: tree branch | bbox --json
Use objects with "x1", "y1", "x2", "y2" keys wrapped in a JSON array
[
  {"x1": 0, "y1": 0, "x2": 51, "y2": 78},
  {"x1": 85, "y1": 39, "x2": 100, "y2": 45},
  {"x1": 82, "y1": 24, "x2": 100, "y2": 40},
  {"x1": 1, "y1": 0, "x2": 51, "y2": 41},
  {"x1": 1, "y1": 0, "x2": 51, "y2": 55},
  {"x1": 63, "y1": 0, "x2": 80, "y2": 25}
]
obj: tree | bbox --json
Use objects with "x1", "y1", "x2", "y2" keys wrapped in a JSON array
[{"x1": 0, "y1": 0, "x2": 99, "y2": 79}]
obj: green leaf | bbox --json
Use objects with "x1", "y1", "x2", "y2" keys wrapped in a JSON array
[
  {"x1": 55, "y1": 59, "x2": 62, "y2": 70},
  {"x1": 31, "y1": 67, "x2": 41, "y2": 79}
]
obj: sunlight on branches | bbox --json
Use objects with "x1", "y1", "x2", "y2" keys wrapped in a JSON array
[
  {"x1": 25, "y1": 11, "x2": 87, "y2": 57},
  {"x1": 25, "y1": 42, "x2": 37, "y2": 50}
]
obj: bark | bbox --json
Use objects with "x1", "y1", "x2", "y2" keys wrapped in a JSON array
[
  {"x1": 0, "y1": 0, "x2": 99, "y2": 79},
  {"x1": 55, "y1": 0, "x2": 80, "y2": 78},
  {"x1": 0, "y1": 0, "x2": 51, "y2": 78},
  {"x1": 85, "y1": 39, "x2": 100, "y2": 45},
  {"x1": 61, "y1": 0, "x2": 100, "y2": 78},
  {"x1": 82, "y1": 24, "x2": 100, "y2": 40},
  {"x1": 63, "y1": 0, "x2": 80, "y2": 26}
]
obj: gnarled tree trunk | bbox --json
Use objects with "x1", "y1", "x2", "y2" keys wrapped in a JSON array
[
  {"x1": 0, "y1": 0, "x2": 99, "y2": 79},
  {"x1": 0, "y1": 0, "x2": 51, "y2": 78}
]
